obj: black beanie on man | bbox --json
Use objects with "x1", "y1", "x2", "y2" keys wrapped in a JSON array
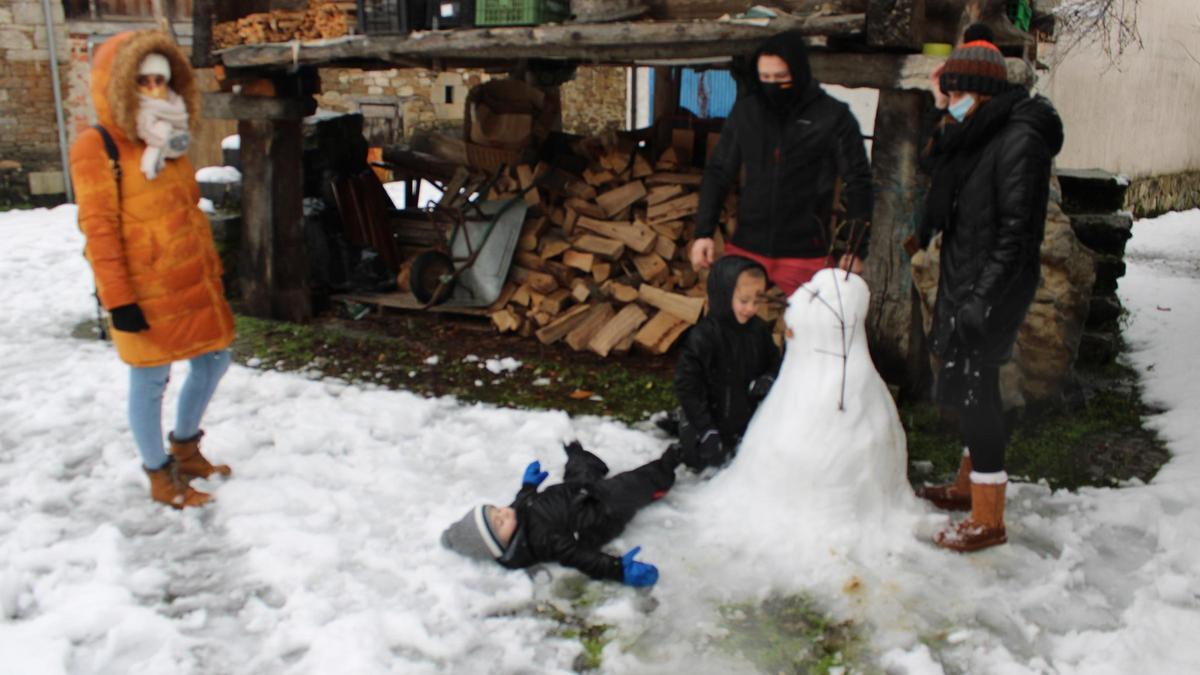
[{"x1": 939, "y1": 24, "x2": 1009, "y2": 96}]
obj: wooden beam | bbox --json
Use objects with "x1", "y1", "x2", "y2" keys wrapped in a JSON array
[
  {"x1": 217, "y1": 15, "x2": 865, "y2": 68},
  {"x1": 203, "y1": 92, "x2": 315, "y2": 120}
]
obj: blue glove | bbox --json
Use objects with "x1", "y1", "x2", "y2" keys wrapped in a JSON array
[
  {"x1": 620, "y1": 546, "x2": 659, "y2": 587},
  {"x1": 522, "y1": 460, "x2": 549, "y2": 487}
]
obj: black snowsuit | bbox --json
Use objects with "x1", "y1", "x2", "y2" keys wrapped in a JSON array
[
  {"x1": 696, "y1": 31, "x2": 874, "y2": 259},
  {"x1": 674, "y1": 255, "x2": 782, "y2": 470},
  {"x1": 497, "y1": 444, "x2": 675, "y2": 581},
  {"x1": 919, "y1": 86, "x2": 1064, "y2": 473}
]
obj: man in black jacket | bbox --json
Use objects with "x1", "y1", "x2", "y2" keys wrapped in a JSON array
[
  {"x1": 691, "y1": 30, "x2": 873, "y2": 296},
  {"x1": 441, "y1": 442, "x2": 678, "y2": 586},
  {"x1": 914, "y1": 25, "x2": 1064, "y2": 553}
]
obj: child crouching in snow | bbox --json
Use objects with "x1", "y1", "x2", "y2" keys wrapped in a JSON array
[
  {"x1": 441, "y1": 441, "x2": 679, "y2": 586},
  {"x1": 673, "y1": 256, "x2": 781, "y2": 471}
]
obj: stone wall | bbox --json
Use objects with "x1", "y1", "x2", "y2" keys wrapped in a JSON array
[
  {"x1": 909, "y1": 179, "x2": 1097, "y2": 408},
  {"x1": 1125, "y1": 170, "x2": 1200, "y2": 218},
  {"x1": 0, "y1": 0, "x2": 70, "y2": 205},
  {"x1": 316, "y1": 64, "x2": 627, "y2": 143},
  {"x1": 560, "y1": 66, "x2": 626, "y2": 136}
]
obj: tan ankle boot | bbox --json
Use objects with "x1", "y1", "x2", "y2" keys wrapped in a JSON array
[
  {"x1": 146, "y1": 459, "x2": 211, "y2": 509},
  {"x1": 934, "y1": 478, "x2": 1007, "y2": 552},
  {"x1": 917, "y1": 451, "x2": 972, "y2": 511},
  {"x1": 169, "y1": 430, "x2": 232, "y2": 480}
]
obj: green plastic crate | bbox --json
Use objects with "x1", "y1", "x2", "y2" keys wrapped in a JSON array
[{"x1": 475, "y1": 0, "x2": 568, "y2": 26}]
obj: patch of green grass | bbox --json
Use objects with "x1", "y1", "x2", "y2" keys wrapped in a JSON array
[
  {"x1": 717, "y1": 595, "x2": 872, "y2": 675},
  {"x1": 900, "y1": 358, "x2": 1168, "y2": 490},
  {"x1": 531, "y1": 599, "x2": 613, "y2": 672}
]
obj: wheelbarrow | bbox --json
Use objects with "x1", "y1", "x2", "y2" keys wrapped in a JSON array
[{"x1": 407, "y1": 167, "x2": 535, "y2": 308}]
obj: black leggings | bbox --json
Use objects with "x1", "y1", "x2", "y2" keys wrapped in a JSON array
[{"x1": 958, "y1": 365, "x2": 1007, "y2": 474}]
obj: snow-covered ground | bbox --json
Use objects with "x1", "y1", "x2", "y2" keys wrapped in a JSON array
[{"x1": 1, "y1": 206, "x2": 1198, "y2": 674}]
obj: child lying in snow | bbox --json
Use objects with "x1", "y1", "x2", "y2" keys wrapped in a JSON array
[
  {"x1": 441, "y1": 442, "x2": 679, "y2": 586},
  {"x1": 673, "y1": 256, "x2": 782, "y2": 471}
]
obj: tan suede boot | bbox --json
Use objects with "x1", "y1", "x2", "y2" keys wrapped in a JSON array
[
  {"x1": 168, "y1": 430, "x2": 232, "y2": 480},
  {"x1": 146, "y1": 458, "x2": 211, "y2": 509},
  {"x1": 934, "y1": 479, "x2": 1007, "y2": 552},
  {"x1": 917, "y1": 451, "x2": 972, "y2": 511}
]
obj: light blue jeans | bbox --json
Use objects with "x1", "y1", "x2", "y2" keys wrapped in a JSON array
[{"x1": 129, "y1": 349, "x2": 232, "y2": 470}]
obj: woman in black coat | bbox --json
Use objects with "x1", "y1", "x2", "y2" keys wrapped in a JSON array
[{"x1": 916, "y1": 26, "x2": 1064, "y2": 553}]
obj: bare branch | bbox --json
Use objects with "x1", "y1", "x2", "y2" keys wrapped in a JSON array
[{"x1": 1049, "y1": 0, "x2": 1143, "y2": 66}]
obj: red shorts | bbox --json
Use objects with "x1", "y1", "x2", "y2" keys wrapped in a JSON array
[{"x1": 724, "y1": 243, "x2": 832, "y2": 296}]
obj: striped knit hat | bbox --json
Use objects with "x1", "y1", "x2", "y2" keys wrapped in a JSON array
[
  {"x1": 441, "y1": 505, "x2": 505, "y2": 561},
  {"x1": 939, "y1": 33, "x2": 1009, "y2": 96}
]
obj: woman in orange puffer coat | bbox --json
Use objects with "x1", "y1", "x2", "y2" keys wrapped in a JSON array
[{"x1": 70, "y1": 30, "x2": 236, "y2": 509}]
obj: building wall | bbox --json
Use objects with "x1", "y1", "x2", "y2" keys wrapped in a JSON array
[
  {"x1": 0, "y1": 0, "x2": 71, "y2": 202},
  {"x1": 316, "y1": 64, "x2": 628, "y2": 143},
  {"x1": 1039, "y1": 0, "x2": 1200, "y2": 179}
]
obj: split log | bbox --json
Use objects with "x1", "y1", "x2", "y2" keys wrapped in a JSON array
[
  {"x1": 565, "y1": 303, "x2": 615, "y2": 351},
  {"x1": 539, "y1": 288, "x2": 574, "y2": 316},
  {"x1": 563, "y1": 249, "x2": 595, "y2": 272},
  {"x1": 638, "y1": 283, "x2": 706, "y2": 324},
  {"x1": 646, "y1": 172, "x2": 704, "y2": 187},
  {"x1": 589, "y1": 304, "x2": 649, "y2": 357},
  {"x1": 492, "y1": 308, "x2": 521, "y2": 333},
  {"x1": 565, "y1": 197, "x2": 607, "y2": 219},
  {"x1": 592, "y1": 261, "x2": 612, "y2": 283},
  {"x1": 632, "y1": 154, "x2": 654, "y2": 178},
  {"x1": 604, "y1": 281, "x2": 640, "y2": 304},
  {"x1": 595, "y1": 180, "x2": 647, "y2": 217},
  {"x1": 534, "y1": 303, "x2": 594, "y2": 345},
  {"x1": 632, "y1": 253, "x2": 670, "y2": 284},
  {"x1": 510, "y1": 266, "x2": 559, "y2": 294},
  {"x1": 539, "y1": 233, "x2": 572, "y2": 260},
  {"x1": 576, "y1": 216, "x2": 657, "y2": 254},
  {"x1": 649, "y1": 219, "x2": 685, "y2": 240},
  {"x1": 570, "y1": 278, "x2": 591, "y2": 303},
  {"x1": 646, "y1": 183, "x2": 685, "y2": 206},
  {"x1": 647, "y1": 192, "x2": 700, "y2": 224},
  {"x1": 634, "y1": 310, "x2": 689, "y2": 354},
  {"x1": 574, "y1": 234, "x2": 626, "y2": 260},
  {"x1": 654, "y1": 234, "x2": 678, "y2": 261}
]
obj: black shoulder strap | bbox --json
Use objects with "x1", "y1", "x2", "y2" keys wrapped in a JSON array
[
  {"x1": 90, "y1": 124, "x2": 121, "y2": 342},
  {"x1": 93, "y1": 124, "x2": 122, "y2": 188}
]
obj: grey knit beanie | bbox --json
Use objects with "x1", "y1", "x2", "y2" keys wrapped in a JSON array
[{"x1": 441, "y1": 505, "x2": 504, "y2": 561}]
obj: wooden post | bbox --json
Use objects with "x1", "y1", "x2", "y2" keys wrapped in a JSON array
[
  {"x1": 238, "y1": 117, "x2": 311, "y2": 322},
  {"x1": 863, "y1": 89, "x2": 928, "y2": 392},
  {"x1": 191, "y1": 0, "x2": 213, "y2": 68}
]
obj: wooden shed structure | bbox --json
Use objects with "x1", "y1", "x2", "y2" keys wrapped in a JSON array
[{"x1": 194, "y1": 0, "x2": 1039, "y2": 389}]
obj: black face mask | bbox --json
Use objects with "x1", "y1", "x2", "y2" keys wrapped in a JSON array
[{"x1": 760, "y1": 81, "x2": 797, "y2": 110}]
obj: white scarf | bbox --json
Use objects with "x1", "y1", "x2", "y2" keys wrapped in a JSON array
[{"x1": 136, "y1": 91, "x2": 190, "y2": 180}]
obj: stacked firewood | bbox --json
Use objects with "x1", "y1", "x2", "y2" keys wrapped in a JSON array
[
  {"x1": 485, "y1": 132, "x2": 736, "y2": 357},
  {"x1": 212, "y1": 1, "x2": 356, "y2": 48}
]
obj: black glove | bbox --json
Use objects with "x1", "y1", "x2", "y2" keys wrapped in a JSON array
[
  {"x1": 110, "y1": 303, "x2": 150, "y2": 333},
  {"x1": 954, "y1": 297, "x2": 987, "y2": 344},
  {"x1": 748, "y1": 375, "x2": 775, "y2": 403},
  {"x1": 698, "y1": 429, "x2": 724, "y2": 465}
]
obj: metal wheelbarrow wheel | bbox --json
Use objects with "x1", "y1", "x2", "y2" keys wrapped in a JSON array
[{"x1": 410, "y1": 250, "x2": 456, "y2": 305}]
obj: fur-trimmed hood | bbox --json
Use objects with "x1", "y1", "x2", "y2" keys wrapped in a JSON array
[{"x1": 90, "y1": 30, "x2": 199, "y2": 143}]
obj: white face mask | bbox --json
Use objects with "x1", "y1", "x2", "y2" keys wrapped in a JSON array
[{"x1": 949, "y1": 94, "x2": 976, "y2": 123}]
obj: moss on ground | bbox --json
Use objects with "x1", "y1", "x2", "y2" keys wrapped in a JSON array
[{"x1": 718, "y1": 595, "x2": 875, "y2": 674}]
